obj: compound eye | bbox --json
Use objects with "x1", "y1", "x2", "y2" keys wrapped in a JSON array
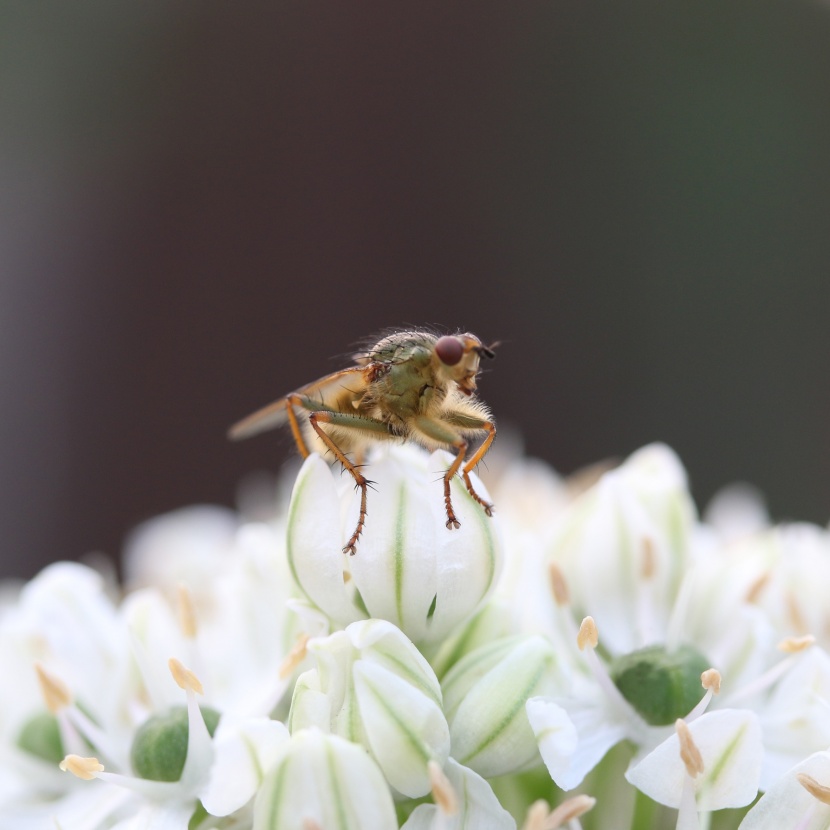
[{"x1": 435, "y1": 336, "x2": 464, "y2": 366}]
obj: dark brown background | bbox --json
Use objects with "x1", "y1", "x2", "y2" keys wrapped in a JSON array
[{"x1": 2, "y1": 1, "x2": 830, "y2": 579}]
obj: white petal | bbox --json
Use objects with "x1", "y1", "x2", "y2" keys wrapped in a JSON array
[
  {"x1": 626, "y1": 709, "x2": 762, "y2": 810},
  {"x1": 200, "y1": 718, "x2": 289, "y2": 816},
  {"x1": 528, "y1": 696, "x2": 628, "y2": 790},
  {"x1": 739, "y1": 750, "x2": 830, "y2": 830},
  {"x1": 286, "y1": 455, "x2": 365, "y2": 625},
  {"x1": 253, "y1": 729, "x2": 397, "y2": 830},
  {"x1": 446, "y1": 637, "x2": 559, "y2": 777},
  {"x1": 354, "y1": 660, "x2": 450, "y2": 797},
  {"x1": 347, "y1": 452, "x2": 439, "y2": 643},
  {"x1": 400, "y1": 759, "x2": 516, "y2": 830},
  {"x1": 107, "y1": 803, "x2": 195, "y2": 830}
]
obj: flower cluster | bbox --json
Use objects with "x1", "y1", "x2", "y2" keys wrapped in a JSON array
[{"x1": 1, "y1": 439, "x2": 829, "y2": 829}]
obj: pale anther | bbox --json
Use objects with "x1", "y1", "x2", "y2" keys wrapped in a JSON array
[
  {"x1": 176, "y1": 584, "x2": 197, "y2": 639},
  {"x1": 521, "y1": 799, "x2": 549, "y2": 830},
  {"x1": 302, "y1": 819, "x2": 323, "y2": 830},
  {"x1": 168, "y1": 657, "x2": 204, "y2": 694},
  {"x1": 577, "y1": 616, "x2": 598, "y2": 651},
  {"x1": 548, "y1": 562, "x2": 569, "y2": 606},
  {"x1": 786, "y1": 590, "x2": 808, "y2": 635},
  {"x1": 279, "y1": 633, "x2": 311, "y2": 679},
  {"x1": 35, "y1": 662, "x2": 72, "y2": 713},
  {"x1": 778, "y1": 634, "x2": 816, "y2": 653},
  {"x1": 797, "y1": 773, "x2": 830, "y2": 806},
  {"x1": 641, "y1": 537, "x2": 656, "y2": 579},
  {"x1": 428, "y1": 759, "x2": 458, "y2": 815},
  {"x1": 676, "y1": 718, "x2": 704, "y2": 778},
  {"x1": 701, "y1": 668, "x2": 721, "y2": 693},
  {"x1": 59, "y1": 754, "x2": 104, "y2": 780},
  {"x1": 547, "y1": 794, "x2": 596, "y2": 828},
  {"x1": 744, "y1": 571, "x2": 770, "y2": 604}
]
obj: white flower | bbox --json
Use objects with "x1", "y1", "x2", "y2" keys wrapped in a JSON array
[
  {"x1": 547, "y1": 443, "x2": 696, "y2": 656},
  {"x1": 253, "y1": 728, "x2": 397, "y2": 830},
  {"x1": 289, "y1": 619, "x2": 449, "y2": 797},
  {"x1": 286, "y1": 445, "x2": 503, "y2": 646},
  {"x1": 625, "y1": 709, "x2": 762, "y2": 812}
]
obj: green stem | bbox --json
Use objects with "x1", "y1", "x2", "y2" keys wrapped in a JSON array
[{"x1": 632, "y1": 789, "x2": 657, "y2": 830}]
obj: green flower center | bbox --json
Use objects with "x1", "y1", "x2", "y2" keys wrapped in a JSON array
[
  {"x1": 609, "y1": 644, "x2": 709, "y2": 726},
  {"x1": 131, "y1": 705, "x2": 220, "y2": 781}
]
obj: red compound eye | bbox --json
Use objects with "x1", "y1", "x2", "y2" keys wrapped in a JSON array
[{"x1": 435, "y1": 336, "x2": 464, "y2": 366}]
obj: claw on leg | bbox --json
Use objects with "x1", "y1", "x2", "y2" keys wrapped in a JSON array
[{"x1": 462, "y1": 471, "x2": 495, "y2": 516}]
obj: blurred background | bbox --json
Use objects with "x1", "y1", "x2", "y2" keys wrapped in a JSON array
[{"x1": 2, "y1": 1, "x2": 829, "y2": 579}]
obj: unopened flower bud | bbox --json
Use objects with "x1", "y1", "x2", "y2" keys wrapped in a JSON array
[
  {"x1": 442, "y1": 635, "x2": 561, "y2": 777},
  {"x1": 289, "y1": 619, "x2": 450, "y2": 798},
  {"x1": 253, "y1": 729, "x2": 397, "y2": 830},
  {"x1": 286, "y1": 447, "x2": 503, "y2": 646}
]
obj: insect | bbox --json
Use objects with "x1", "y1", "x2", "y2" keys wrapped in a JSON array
[{"x1": 229, "y1": 328, "x2": 497, "y2": 554}]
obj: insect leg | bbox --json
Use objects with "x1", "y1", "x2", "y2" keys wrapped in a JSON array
[
  {"x1": 443, "y1": 412, "x2": 497, "y2": 516},
  {"x1": 288, "y1": 393, "x2": 345, "y2": 459},
  {"x1": 306, "y1": 411, "x2": 393, "y2": 555},
  {"x1": 285, "y1": 395, "x2": 311, "y2": 458},
  {"x1": 412, "y1": 416, "x2": 467, "y2": 530}
]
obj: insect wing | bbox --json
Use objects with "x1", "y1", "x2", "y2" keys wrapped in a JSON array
[{"x1": 228, "y1": 366, "x2": 367, "y2": 440}]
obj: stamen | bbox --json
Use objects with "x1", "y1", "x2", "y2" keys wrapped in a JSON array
[
  {"x1": 744, "y1": 571, "x2": 770, "y2": 604},
  {"x1": 676, "y1": 719, "x2": 704, "y2": 778},
  {"x1": 35, "y1": 663, "x2": 71, "y2": 713},
  {"x1": 778, "y1": 635, "x2": 816, "y2": 653},
  {"x1": 577, "y1": 616, "x2": 598, "y2": 651},
  {"x1": 521, "y1": 800, "x2": 549, "y2": 830},
  {"x1": 303, "y1": 820, "x2": 323, "y2": 830},
  {"x1": 59, "y1": 754, "x2": 104, "y2": 780},
  {"x1": 548, "y1": 562, "x2": 570, "y2": 606},
  {"x1": 797, "y1": 773, "x2": 830, "y2": 806},
  {"x1": 168, "y1": 658, "x2": 203, "y2": 694},
  {"x1": 546, "y1": 794, "x2": 596, "y2": 827},
  {"x1": 701, "y1": 668, "x2": 721, "y2": 694},
  {"x1": 641, "y1": 537, "x2": 656, "y2": 579},
  {"x1": 787, "y1": 591, "x2": 809, "y2": 635},
  {"x1": 279, "y1": 633, "x2": 311, "y2": 680},
  {"x1": 685, "y1": 668, "x2": 722, "y2": 723},
  {"x1": 176, "y1": 584, "x2": 197, "y2": 639},
  {"x1": 428, "y1": 759, "x2": 458, "y2": 815}
]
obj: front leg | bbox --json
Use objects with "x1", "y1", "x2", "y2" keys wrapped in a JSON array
[
  {"x1": 444, "y1": 412, "x2": 497, "y2": 516},
  {"x1": 412, "y1": 416, "x2": 467, "y2": 530}
]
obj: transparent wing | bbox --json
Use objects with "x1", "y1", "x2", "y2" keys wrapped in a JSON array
[{"x1": 228, "y1": 366, "x2": 367, "y2": 440}]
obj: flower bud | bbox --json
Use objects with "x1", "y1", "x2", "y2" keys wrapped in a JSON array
[
  {"x1": 442, "y1": 635, "x2": 561, "y2": 777},
  {"x1": 130, "y1": 705, "x2": 221, "y2": 781},
  {"x1": 609, "y1": 644, "x2": 710, "y2": 726},
  {"x1": 286, "y1": 446, "x2": 503, "y2": 646},
  {"x1": 253, "y1": 729, "x2": 397, "y2": 830},
  {"x1": 288, "y1": 619, "x2": 450, "y2": 798}
]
